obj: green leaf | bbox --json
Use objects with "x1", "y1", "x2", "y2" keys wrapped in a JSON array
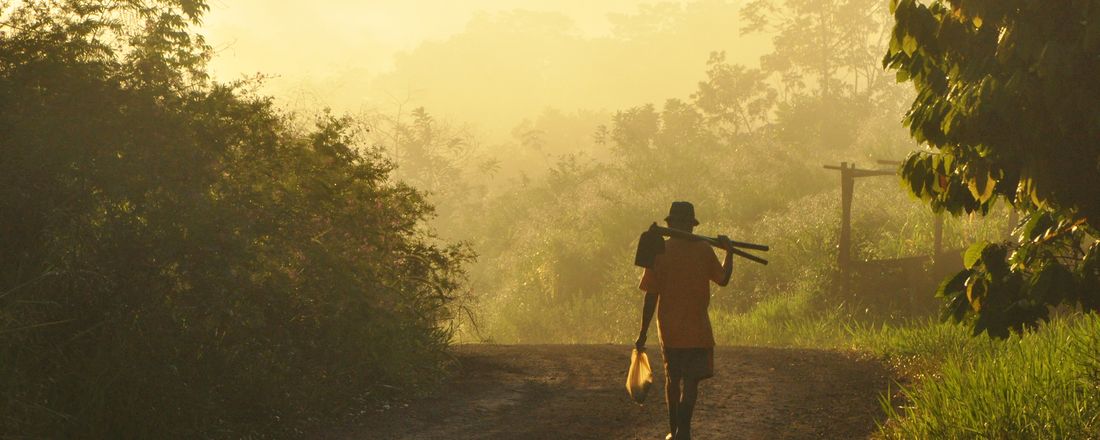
[
  {"x1": 889, "y1": 33, "x2": 902, "y2": 56},
  {"x1": 966, "y1": 275, "x2": 987, "y2": 312},
  {"x1": 896, "y1": 68, "x2": 910, "y2": 82},
  {"x1": 966, "y1": 169, "x2": 996, "y2": 203},
  {"x1": 937, "y1": 269, "x2": 972, "y2": 322},
  {"x1": 1021, "y1": 212, "x2": 1053, "y2": 242},
  {"x1": 964, "y1": 241, "x2": 989, "y2": 269},
  {"x1": 936, "y1": 268, "x2": 970, "y2": 299},
  {"x1": 1082, "y1": 240, "x2": 1100, "y2": 274},
  {"x1": 902, "y1": 34, "x2": 919, "y2": 56},
  {"x1": 980, "y1": 243, "x2": 1009, "y2": 278},
  {"x1": 903, "y1": 154, "x2": 930, "y2": 199}
]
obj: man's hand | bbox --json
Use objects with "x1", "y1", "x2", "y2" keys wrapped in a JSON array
[
  {"x1": 634, "y1": 332, "x2": 647, "y2": 350},
  {"x1": 716, "y1": 235, "x2": 734, "y2": 252},
  {"x1": 717, "y1": 235, "x2": 735, "y2": 286}
]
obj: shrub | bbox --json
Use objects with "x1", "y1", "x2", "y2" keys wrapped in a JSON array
[{"x1": 0, "y1": 2, "x2": 469, "y2": 436}]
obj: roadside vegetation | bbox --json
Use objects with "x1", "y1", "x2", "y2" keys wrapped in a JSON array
[
  {"x1": 714, "y1": 287, "x2": 1100, "y2": 438},
  {"x1": 1, "y1": 1, "x2": 468, "y2": 437}
]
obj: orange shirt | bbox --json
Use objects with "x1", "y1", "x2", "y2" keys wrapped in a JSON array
[{"x1": 638, "y1": 238, "x2": 725, "y2": 348}]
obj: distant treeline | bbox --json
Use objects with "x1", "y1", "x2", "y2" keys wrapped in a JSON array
[
  {"x1": 404, "y1": 0, "x2": 1012, "y2": 343},
  {"x1": 1, "y1": 1, "x2": 468, "y2": 437}
]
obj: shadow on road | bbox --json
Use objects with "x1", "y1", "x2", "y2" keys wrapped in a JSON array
[{"x1": 345, "y1": 344, "x2": 893, "y2": 440}]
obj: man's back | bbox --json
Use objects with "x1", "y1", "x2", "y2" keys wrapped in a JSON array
[{"x1": 639, "y1": 238, "x2": 724, "y2": 348}]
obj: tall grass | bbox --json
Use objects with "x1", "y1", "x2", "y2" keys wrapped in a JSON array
[
  {"x1": 711, "y1": 289, "x2": 850, "y2": 347},
  {"x1": 711, "y1": 288, "x2": 1100, "y2": 439},
  {"x1": 846, "y1": 319, "x2": 998, "y2": 379},
  {"x1": 879, "y1": 316, "x2": 1100, "y2": 439}
]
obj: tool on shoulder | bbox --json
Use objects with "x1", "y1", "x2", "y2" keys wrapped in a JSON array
[{"x1": 634, "y1": 222, "x2": 769, "y2": 268}]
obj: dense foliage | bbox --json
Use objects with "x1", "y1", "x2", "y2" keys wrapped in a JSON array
[
  {"x1": 885, "y1": 0, "x2": 1100, "y2": 337},
  {"x1": 0, "y1": 1, "x2": 468, "y2": 436}
]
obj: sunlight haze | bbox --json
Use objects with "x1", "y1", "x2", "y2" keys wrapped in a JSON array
[
  {"x1": 9, "y1": 1, "x2": 1094, "y2": 437},
  {"x1": 202, "y1": 0, "x2": 770, "y2": 138}
]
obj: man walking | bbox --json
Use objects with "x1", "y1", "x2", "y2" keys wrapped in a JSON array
[{"x1": 635, "y1": 201, "x2": 734, "y2": 440}]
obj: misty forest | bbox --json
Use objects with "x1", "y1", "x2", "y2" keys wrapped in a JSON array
[{"x1": 2, "y1": 0, "x2": 1099, "y2": 438}]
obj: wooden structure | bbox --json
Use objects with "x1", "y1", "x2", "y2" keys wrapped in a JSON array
[{"x1": 824, "y1": 161, "x2": 957, "y2": 315}]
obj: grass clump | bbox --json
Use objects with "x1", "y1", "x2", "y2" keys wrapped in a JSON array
[
  {"x1": 879, "y1": 315, "x2": 1100, "y2": 439},
  {"x1": 711, "y1": 289, "x2": 849, "y2": 347},
  {"x1": 711, "y1": 288, "x2": 1100, "y2": 439}
]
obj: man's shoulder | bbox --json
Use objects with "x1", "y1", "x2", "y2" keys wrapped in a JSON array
[
  {"x1": 658, "y1": 239, "x2": 714, "y2": 266},
  {"x1": 668, "y1": 238, "x2": 709, "y2": 249}
]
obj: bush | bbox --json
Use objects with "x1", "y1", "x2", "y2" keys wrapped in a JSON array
[{"x1": 0, "y1": 2, "x2": 468, "y2": 436}]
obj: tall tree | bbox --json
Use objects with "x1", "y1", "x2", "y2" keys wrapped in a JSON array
[
  {"x1": 740, "y1": 0, "x2": 912, "y2": 159},
  {"x1": 692, "y1": 51, "x2": 776, "y2": 140},
  {"x1": 885, "y1": 0, "x2": 1100, "y2": 337},
  {"x1": 741, "y1": 0, "x2": 889, "y2": 98}
]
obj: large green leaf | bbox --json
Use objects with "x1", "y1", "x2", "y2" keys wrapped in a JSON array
[
  {"x1": 902, "y1": 34, "x2": 919, "y2": 56},
  {"x1": 963, "y1": 241, "x2": 990, "y2": 269},
  {"x1": 966, "y1": 275, "x2": 987, "y2": 312},
  {"x1": 1021, "y1": 212, "x2": 1054, "y2": 242},
  {"x1": 937, "y1": 269, "x2": 972, "y2": 322}
]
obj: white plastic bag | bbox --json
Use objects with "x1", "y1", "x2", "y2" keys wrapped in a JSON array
[{"x1": 625, "y1": 348, "x2": 653, "y2": 404}]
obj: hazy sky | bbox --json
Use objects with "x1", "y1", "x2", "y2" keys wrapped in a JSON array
[
  {"x1": 200, "y1": 1, "x2": 769, "y2": 139},
  {"x1": 203, "y1": 0, "x2": 684, "y2": 77}
]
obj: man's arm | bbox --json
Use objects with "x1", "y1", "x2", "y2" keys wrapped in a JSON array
[
  {"x1": 716, "y1": 235, "x2": 735, "y2": 287},
  {"x1": 635, "y1": 290, "x2": 658, "y2": 349}
]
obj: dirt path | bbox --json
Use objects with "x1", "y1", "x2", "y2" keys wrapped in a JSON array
[{"x1": 346, "y1": 345, "x2": 893, "y2": 439}]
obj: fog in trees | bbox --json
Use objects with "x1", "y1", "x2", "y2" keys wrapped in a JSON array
[{"x1": 4, "y1": 0, "x2": 1094, "y2": 437}]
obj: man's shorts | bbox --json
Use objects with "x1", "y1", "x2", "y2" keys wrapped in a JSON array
[{"x1": 662, "y1": 347, "x2": 714, "y2": 380}]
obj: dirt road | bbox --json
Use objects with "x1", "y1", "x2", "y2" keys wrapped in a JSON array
[{"x1": 348, "y1": 345, "x2": 893, "y2": 439}]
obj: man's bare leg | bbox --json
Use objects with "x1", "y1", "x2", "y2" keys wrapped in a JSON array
[
  {"x1": 676, "y1": 377, "x2": 700, "y2": 440},
  {"x1": 665, "y1": 374, "x2": 681, "y2": 439}
]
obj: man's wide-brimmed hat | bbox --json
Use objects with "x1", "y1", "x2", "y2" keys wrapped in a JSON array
[{"x1": 664, "y1": 201, "x2": 699, "y2": 226}]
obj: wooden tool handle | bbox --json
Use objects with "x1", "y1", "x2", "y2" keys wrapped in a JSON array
[
  {"x1": 648, "y1": 223, "x2": 769, "y2": 265},
  {"x1": 727, "y1": 247, "x2": 769, "y2": 265},
  {"x1": 648, "y1": 224, "x2": 770, "y2": 251}
]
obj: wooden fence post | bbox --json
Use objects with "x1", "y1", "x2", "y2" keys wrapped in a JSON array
[{"x1": 839, "y1": 162, "x2": 854, "y2": 275}]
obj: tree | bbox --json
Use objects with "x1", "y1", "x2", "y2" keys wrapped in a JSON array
[
  {"x1": 740, "y1": 0, "x2": 913, "y2": 160},
  {"x1": 884, "y1": 0, "x2": 1100, "y2": 337},
  {"x1": 366, "y1": 105, "x2": 499, "y2": 238},
  {"x1": 0, "y1": 1, "x2": 469, "y2": 436},
  {"x1": 741, "y1": 0, "x2": 889, "y2": 98},
  {"x1": 692, "y1": 51, "x2": 776, "y2": 140}
]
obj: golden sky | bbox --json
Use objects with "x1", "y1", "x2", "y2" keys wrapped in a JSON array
[
  {"x1": 201, "y1": 1, "x2": 769, "y2": 139},
  {"x1": 203, "y1": 0, "x2": 684, "y2": 77}
]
